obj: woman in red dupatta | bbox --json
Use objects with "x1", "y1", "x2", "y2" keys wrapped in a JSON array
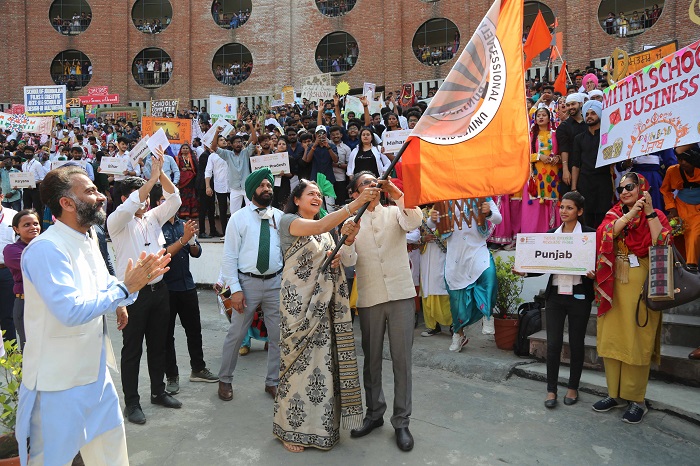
[
  {"x1": 176, "y1": 143, "x2": 198, "y2": 218},
  {"x1": 593, "y1": 172, "x2": 671, "y2": 424}
]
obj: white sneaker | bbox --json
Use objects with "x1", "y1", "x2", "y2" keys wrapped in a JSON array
[
  {"x1": 482, "y1": 317, "x2": 495, "y2": 335},
  {"x1": 449, "y1": 333, "x2": 468, "y2": 352}
]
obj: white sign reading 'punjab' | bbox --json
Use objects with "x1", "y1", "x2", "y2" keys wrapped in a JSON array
[
  {"x1": 99, "y1": 156, "x2": 129, "y2": 175},
  {"x1": 514, "y1": 233, "x2": 596, "y2": 275},
  {"x1": 382, "y1": 130, "x2": 412, "y2": 152},
  {"x1": 249, "y1": 152, "x2": 291, "y2": 176},
  {"x1": 9, "y1": 172, "x2": 35, "y2": 189}
]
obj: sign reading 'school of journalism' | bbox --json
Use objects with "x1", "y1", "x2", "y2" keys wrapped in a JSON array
[{"x1": 24, "y1": 85, "x2": 66, "y2": 116}]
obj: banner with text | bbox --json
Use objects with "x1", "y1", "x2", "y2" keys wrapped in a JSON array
[
  {"x1": 24, "y1": 85, "x2": 66, "y2": 116},
  {"x1": 301, "y1": 85, "x2": 336, "y2": 103},
  {"x1": 597, "y1": 39, "x2": 700, "y2": 167},
  {"x1": 150, "y1": 99, "x2": 179, "y2": 117},
  {"x1": 382, "y1": 129, "x2": 412, "y2": 153},
  {"x1": 249, "y1": 152, "x2": 291, "y2": 176},
  {"x1": 514, "y1": 233, "x2": 596, "y2": 275},
  {"x1": 0, "y1": 112, "x2": 54, "y2": 135},
  {"x1": 209, "y1": 95, "x2": 238, "y2": 121},
  {"x1": 141, "y1": 117, "x2": 191, "y2": 144}
]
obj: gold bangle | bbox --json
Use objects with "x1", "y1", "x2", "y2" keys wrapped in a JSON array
[{"x1": 178, "y1": 238, "x2": 185, "y2": 246}]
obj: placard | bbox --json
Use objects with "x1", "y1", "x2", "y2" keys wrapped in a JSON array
[
  {"x1": 626, "y1": 41, "x2": 678, "y2": 76},
  {"x1": 0, "y1": 112, "x2": 54, "y2": 135},
  {"x1": 9, "y1": 172, "x2": 35, "y2": 189},
  {"x1": 209, "y1": 95, "x2": 238, "y2": 121},
  {"x1": 514, "y1": 233, "x2": 596, "y2": 275},
  {"x1": 363, "y1": 82, "x2": 376, "y2": 99},
  {"x1": 99, "y1": 156, "x2": 129, "y2": 175},
  {"x1": 141, "y1": 117, "x2": 191, "y2": 144},
  {"x1": 129, "y1": 135, "x2": 151, "y2": 166},
  {"x1": 24, "y1": 85, "x2": 66, "y2": 116},
  {"x1": 202, "y1": 118, "x2": 234, "y2": 147},
  {"x1": 301, "y1": 85, "x2": 336, "y2": 103},
  {"x1": 51, "y1": 159, "x2": 87, "y2": 171},
  {"x1": 597, "y1": 39, "x2": 700, "y2": 167},
  {"x1": 79, "y1": 94, "x2": 120, "y2": 105},
  {"x1": 150, "y1": 99, "x2": 179, "y2": 117},
  {"x1": 147, "y1": 128, "x2": 171, "y2": 155},
  {"x1": 249, "y1": 152, "x2": 291, "y2": 176},
  {"x1": 382, "y1": 129, "x2": 412, "y2": 153}
]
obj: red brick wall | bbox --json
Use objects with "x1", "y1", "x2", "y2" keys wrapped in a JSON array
[{"x1": 1, "y1": 0, "x2": 698, "y2": 105}]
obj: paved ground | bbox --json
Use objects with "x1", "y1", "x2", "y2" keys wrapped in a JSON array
[{"x1": 110, "y1": 290, "x2": 700, "y2": 466}]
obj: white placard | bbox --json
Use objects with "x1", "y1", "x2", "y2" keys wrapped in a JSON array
[
  {"x1": 249, "y1": 153, "x2": 291, "y2": 176},
  {"x1": 147, "y1": 128, "x2": 170, "y2": 156},
  {"x1": 363, "y1": 82, "x2": 376, "y2": 99},
  {"x1": 382, "y1": 129, "x2": 412, "y2": 153},
  {"x1": 129, "y1": 135, "x2": 150, "y2": 166},
  {"x1": 300, "y1": 85, "x2": 336, "y2": 103},
  {"x1": 514, "y1": 233, "x2": 596, "y2": 275},
  {"x1": 202, "y1": 118, "x2": 234, "y2": 148},
  {"x1": 50, "y1": 159, "x2": 87, "y2": 171},
  {"x1": 99, "y1": 156, "x2": 129, "y2": 175},
  {"x1": 9, "y1": 172, "x2": 35, "y2": 189}
]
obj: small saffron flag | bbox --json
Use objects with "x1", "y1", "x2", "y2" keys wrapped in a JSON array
[
  {"x1": 553, "y1": 61, "x2": 568, "y2": 95},
  {"x1": 401, "y1": 0, "x2": 530, "y2": 207},
  {"x1": 523, "y1": 11, "x2": 553, "y2": 70}
]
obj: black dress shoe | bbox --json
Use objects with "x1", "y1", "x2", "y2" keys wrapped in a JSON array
[
  {"x1": 350, "y1": 417, "x2": 384, "y2": 438},
  {"x1": 124, "y1": 404, "x2": 146, "y2": 424},
  {"x1": 151, "y1": 392, "x2": 182, "y2": 409},
  {"x1": 544, "y1": 395, "x2": 558, "y2": 409},
  {"x1": 395, "y1": 427, "x2": 414, "y2": 451},
  {"x1": 564, "y1": 391, "x2": 579, "y2": 406}
]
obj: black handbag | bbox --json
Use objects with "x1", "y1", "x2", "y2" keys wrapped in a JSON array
[{"x1": 636, "y1": 244, "x2": 700, "y2": 327}]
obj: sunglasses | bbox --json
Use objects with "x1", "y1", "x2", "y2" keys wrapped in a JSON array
[
  {"x1": 358, "y1": 178, "x2": 377, "y2": 187},
  {"x1": 616, "y1": 183, "x2": 637, "y2": 194}
]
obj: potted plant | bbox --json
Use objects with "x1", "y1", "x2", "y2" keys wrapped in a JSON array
[
  {"x1": 0, "y1": 339, "x2": 22, "y2": 465},
  {"x1": 492, "y1": 255, "x2": 524, "y2": 350}
]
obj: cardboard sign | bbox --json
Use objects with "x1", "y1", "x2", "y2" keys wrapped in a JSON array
[
  {"x1": 301, "y1": 85, "x2": 336, "y2": 103},
  {"x1": 150, "y1": 99, "x2": 179, "y2": 117},
  {"x1": 202, "y1": 118, "x2": 234, "y2": 148},
  {"x1": 24, "y1": 85, "x2": 66, "y2": 116},
  {"x1": 597, "y1": 39, "x2": 700, "y2": 167},
  {"x1": 9, "y1": 172, "x2": 35, "y2": 189},
  {"x1": 282, "y1": 86, "x2": 295, "y2": 105},
  {"x1": 514, "y1": 233, "x2": 596, "y2": 275},
  {"x1": 147, "y1": 128, "x2": 171, "y2": 156},
  {"x1": 129, "y1": 135, "x2": 151, "y2": 166},
  {"x1": 99, "y1": 156, "x2": 129, "y2": 175},
  {"x1": 382, "y1": 129, "x2": 412, "y2": 153},
  {"x1": 249, "y1": 152, "x2": 291, "y2": 176}
]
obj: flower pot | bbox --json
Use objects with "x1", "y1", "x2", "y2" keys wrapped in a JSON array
[
  {"x1": 0, "y1": 456, "x2": 20, "y2": 466},
  {"x1": 494, "y1": 316, "x2": 519, "y2": 351},
  {"x1": 0, "y1": 434, "x2": 19, "y2": 466}
]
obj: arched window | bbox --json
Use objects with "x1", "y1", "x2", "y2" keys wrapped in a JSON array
[
  {"x1": 211, "y1": 0, "x2": 252, "y2": 29},
  {"x1": 315, "y1": 32, "x2": 358, "y2": 74},
  {"x1": 51, "y1": 50, "x2": 92, "y2": 91},
  {"x1": 131, "y1": 0, "x2": 173, "y2": 34},
  {"x1": 412, "y1": 18, "x2": 460, "y2": 67},
  {"x1": 49, "y1": 0, "x2": 92, "y2": 35},
  {"x1": 212, "y1": 43, "x2": 253, "y2": 86},
  {"x1": 314, "y1": 0, "x2": 357, "y2": 17},
  {"x1": 597, "y1": 0, "x2": 665, "y2": 37},
  {"x1": 133, "y1": 48, "x2": 172, "y2": 88}
]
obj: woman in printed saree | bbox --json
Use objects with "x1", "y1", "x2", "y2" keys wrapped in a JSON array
[
  {"x1": 274, "y1": 179, "x2": 380, "y2": 452},
  {"x1": 594, "y1": 172, "x2": 671, "y2": 424}
]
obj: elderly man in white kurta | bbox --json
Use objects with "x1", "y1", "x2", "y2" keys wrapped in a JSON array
[{"x1": 341, "y1": 172, "x2": 423, "y2": 452}]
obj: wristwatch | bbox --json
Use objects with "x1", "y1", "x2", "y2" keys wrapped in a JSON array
[{"x1": 645, "y1": 212, "x2": 658, "y2": 219}]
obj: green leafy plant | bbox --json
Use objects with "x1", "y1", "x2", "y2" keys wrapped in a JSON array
[
  {"x1": 0, "y1": 337, "x2": 21, "y2": 459},
  {"x1": 493, "y1": 255, "x2": 524, "y2": 319}
]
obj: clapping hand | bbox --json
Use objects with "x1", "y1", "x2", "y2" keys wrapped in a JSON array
[
  {"x1": 182, "y1": 220, "x2": 198, "y2": 243},
  {"x1": 123, "y1": 249, "x2": 171, "y2": 294}
]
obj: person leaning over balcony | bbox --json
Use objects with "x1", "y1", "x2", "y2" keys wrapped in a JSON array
[
  {"x1": 593, "y1": 172, "x2": 671, "y2": 424},
  {"x1": 514, "y1": 191, "x2": 596, "y2": 409}
]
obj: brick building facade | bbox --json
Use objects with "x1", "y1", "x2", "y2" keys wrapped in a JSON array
[{"x1": 0, "y1": 0, "x2": 698, "y2": 107}]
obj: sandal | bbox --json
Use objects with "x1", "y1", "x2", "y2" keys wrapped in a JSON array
[{"x1": 283, "y1": 442, "x2": 305, "y2": 453}]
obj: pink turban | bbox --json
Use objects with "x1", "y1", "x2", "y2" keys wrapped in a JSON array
[{"x1": 582, "y1": 73, "x2": 599, "y2": 88}]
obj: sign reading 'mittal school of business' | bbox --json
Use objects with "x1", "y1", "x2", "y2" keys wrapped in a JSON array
[{"x1": 514, "y1": 233, "x2": 596, "y2": 275}]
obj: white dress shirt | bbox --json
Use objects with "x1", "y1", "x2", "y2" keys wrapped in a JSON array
[
  {"x1": 333, "y1": 141, "x2": 351, "y2": 181},
  {"x1": 106, "y1": 188, "x2": 182, "y2": 282},
  {"x1": 205, "y1": 152, "x2": 230, "y2": 193},
  {"x1": 22, "y1": 158, "x2": 46, "y2": 182},
  {"x1": 112, "y1": 152, "x2": 136, "y2": 182},
  {"x1": 0, "y1": 206, "x2": 18, "y2": 265},
  {"x1": 220, "y1": 203, "x2": 283, "y2": 294}
]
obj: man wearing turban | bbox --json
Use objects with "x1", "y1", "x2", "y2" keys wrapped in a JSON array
[{"x1": 216, "y1": 168, "x2": 284, "y2": 402}]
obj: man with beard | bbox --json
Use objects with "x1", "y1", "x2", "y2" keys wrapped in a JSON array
[
  {"x1": 107, "y1": 154, "x2": 183, "y2": 425},
  {"x1": 70, "y1": 146, "x2": 95, "y2": 181},
  {"x1": 557, "y1": 93, "x2": 587, "y2": 192},
  {"x1": 571, "y1": 100, "x2": 612, "y2": 228},
  {"x1": 17, "y1": 165, "x2": 170, "y2": 464},
  {"x1": 209, "y1": 124, "x2": 258, "y2": 216},
  {"x1": 216, "y1": 168, "x2": 283, "y2": 402}
]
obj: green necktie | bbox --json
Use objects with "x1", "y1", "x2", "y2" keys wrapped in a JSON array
[{"x1": 256, "y1": 215, "x2": 270, "y2": 274}]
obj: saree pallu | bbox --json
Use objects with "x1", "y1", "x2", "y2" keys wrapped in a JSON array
[{"x1": 273, "y1": 232, "x2": 363, "y2": 450}]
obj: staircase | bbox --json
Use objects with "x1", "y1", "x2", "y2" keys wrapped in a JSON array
[{"x1": 528, "y1": 297, "x2": 700, "y2": 386}]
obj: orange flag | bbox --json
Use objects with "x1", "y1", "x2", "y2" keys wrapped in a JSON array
[
  {"x1": 401, "y1": 0, "x2": 529, "y2": 207},
  {"x1": 523, "y1": 11, "x2": 552, "y2": 70},
  {"x1": 553, "y1": 61, "x2": 568, "y2": 95},
  {"x1": 550, "y1": 31, "x2": 563, "y2": 60}
]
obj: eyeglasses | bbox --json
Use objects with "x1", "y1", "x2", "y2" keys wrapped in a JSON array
[
  {"x1": 616, "y1": 183, "x2": 637, "y2": 194},
  {"x1": 358, "y1": 178, "x2": 377, "y2": 187}
]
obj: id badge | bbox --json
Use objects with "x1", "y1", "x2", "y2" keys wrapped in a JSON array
[
  {"x1": 557, "y1": 275, "x2": 574, "y2": 295},
  {"x1": 629, "y1": 254, "x2": 640, "y2": 268}
]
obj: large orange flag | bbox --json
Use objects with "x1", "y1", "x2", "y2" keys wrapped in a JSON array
[
  {"x1": 523, "y1": 10, "x2": 552, "y2": 70},
  {"x1": 553, "y1": 61, "x2": 568, "y2": 95},
  {"x1": 402, "y1": 0, "x2": 529, "y2": 207}
]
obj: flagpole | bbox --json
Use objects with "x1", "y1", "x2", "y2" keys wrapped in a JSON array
[
  {"x1": 543, "y1": 45, "x2": 554, "y2": 82},
  {"x1": 319, "y1": 139, "x2": 410, "y2": 273}
]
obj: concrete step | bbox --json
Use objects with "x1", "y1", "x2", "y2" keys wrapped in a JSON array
[
  {"x1": 529, "y1": 330, "x2": 700, "y2": 386},
  {"x1": 543, "y1": 308, "x2": 700, "y2": 347},
  {"x1": 512, "y1": 362, "x2": 700, "y2": 424}
]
